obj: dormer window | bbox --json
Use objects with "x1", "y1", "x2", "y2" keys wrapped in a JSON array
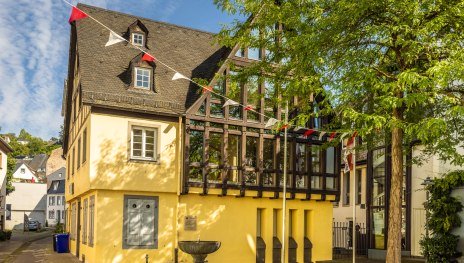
[
  {"x1": 135, "y1": 67, "x2": 151, "y2": 89},
  {"x1": 132, "y1": 33, "x2": 144, "y2": 46}
]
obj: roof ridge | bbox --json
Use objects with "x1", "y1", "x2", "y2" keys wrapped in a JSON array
[{"x1": 76, "y1": 3, "x2": 218, "y2": 36}]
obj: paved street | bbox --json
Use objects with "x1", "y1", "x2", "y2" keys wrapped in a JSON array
[{"x1": 0, "y1": 231, "x2": 79, "y2": 263}]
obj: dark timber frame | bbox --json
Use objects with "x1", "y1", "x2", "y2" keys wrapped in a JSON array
[{"x1": 183, "y1": 56, "x2": 341, "y2": 200}]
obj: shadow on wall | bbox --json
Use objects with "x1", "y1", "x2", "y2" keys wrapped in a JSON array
[{"x1": 92, "y1": 127, "x2": 177, "y2": 191}]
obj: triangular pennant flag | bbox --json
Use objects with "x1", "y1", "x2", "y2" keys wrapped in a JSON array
[
  {"x1": 202, "y1": 86, "x2": 213, "y2": 93},
  {"x1": 303, "y1": 129, "x2": 316, "y2": 138},
  {"x1": 244, "y1": 105, "x2": 253, "y2": 111},
  {"x1": 294, "y1": 126, "x2": 304, "y2": 132},
  {"x1": 223, "y1": 99, "x2": 239, "y2": 108},
  {"x1": 142, "y1": 53, "x2": 155, "y2": 62},
  {"x1": 105, "y1": 31, "x2": 125, "y2": 47},
  {"x1": 172, "y1": 72, "x2": 188, "y2": 81},
  {"x1": 346, "y1": 131, "x2": 358, "y2": 147},
  {"x1": 265, "y1": 118, "x2": 278, "y2": 128},
  {"x1": 280, "y1": 124, "x2": 289, "y2": 131},
  {"x1": 329, "y1": 132, "x2": 337, "y2": 141},
  {"x1": 318, "y1": 131, "x2": 326, "y2": 141},
  {"x1": 339, "y1": 132, "x2": 349, "y2": 142},
  {"x1": 69, "y1": 6, "x2": 88, "y2": 23}
]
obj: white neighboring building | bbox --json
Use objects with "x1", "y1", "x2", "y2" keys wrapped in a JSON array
[
  {"x1": 46, "y1": 179, "x2": 65, "y2": 226},
  {"x1": 5, "y1": 182, "x2": 47, "y2": 230},
  {"x1": 12, "y1": 163, "x2": 39, "y2": 183},
  {"x1": 0, "y1": 137, "x2": 13, "y2": 230}
]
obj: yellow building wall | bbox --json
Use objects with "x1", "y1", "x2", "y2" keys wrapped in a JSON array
[
  {"x1": 88, "y1": 112, "x2": 179, "y2": 193},
  {"x1": 71, "y1": 189, "x2": 332, "y2": 263}
]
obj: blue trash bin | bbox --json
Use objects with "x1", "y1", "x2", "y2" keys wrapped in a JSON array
[{"x1": 55, "y1": 234, "x2": 69, "y2": 253}]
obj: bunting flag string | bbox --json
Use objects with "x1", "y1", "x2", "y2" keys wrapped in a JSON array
[
  {"x1": 343, "y1": 131, "x2": 358, "y2": 172},
  {"x1": 105, "y1": 31, "x2": 125, "y2": 47},
  {"x1": 142, "y1": 53, "x2": 156, "y2": 62},
  {"x1": 172, "y1": 72, "x2": 188, "y2": 81},
  {"x1": 68, "y1": 6, "x2": 88, "y2": 23},
  {"x1": 62, "y1": 1, "x2": 357, "y2": 140}
]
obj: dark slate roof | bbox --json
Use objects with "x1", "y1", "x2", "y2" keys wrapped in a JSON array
[
  {"x1": 27, "y1": 154, "x2": 48, "y2": 171},
  {"x1": 47, "y1": 179, "x2": 65, "y2": 194},
  {"x1": 75, "y1": 4, "x2": 229, "y2": 115},
  {"x1": 47, "y1": 167, "x2": 66, "y2": 183}
]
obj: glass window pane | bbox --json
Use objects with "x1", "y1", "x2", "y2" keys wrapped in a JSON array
[
  {"x1": 311, "y1": 145, "x2": 321, "y2": 173},
  {"x1": 210, "y1": 103, "x2": 223, "y2": 118},
  {"x1": 245, "y1": 137, "x2": 258, "y2": 167},
  {"x1": 280, "y1": 139, "x2": 293, "y2": 171},
  {"x1": 311, "y1": 176, "x2": 322, "y2": 189},
  {"x1": 209, "y1": 133, "x2": 222, "y2": 165},
  {"x1": 208, "y1": 169, "x2": 222, "y2": 183},
  {"x1": 244, "y1": 171, "x2": 257, "y2": 185},
  {"x1": 296, "y1": 143, "x2": 307, "y2": 173},
  {"x1": 248, "y1": 47, "x2": 261, "y2": 60},
  {"x1": 263, "y1": 139, "x2": 275, "y2": 170},
  {"x1": 189, "y1": 131, "x2": 204, "y2": 163},
  {"x1": 372, "y1": 148, "x2": 386, "y2": 206},
  {"x1": 326, "y1": 147, "x2": 335, "y2": 174},
  {"x1": 372, "y1": 207, "x2": 385, "y2": 249},
  {"x1": 227, "y1": 135, "x2": 241, "y2": 167}
]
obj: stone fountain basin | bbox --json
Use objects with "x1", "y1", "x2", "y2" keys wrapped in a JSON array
[{"x1": 178, "y1": 241, "x2": 221, "y2": 255}]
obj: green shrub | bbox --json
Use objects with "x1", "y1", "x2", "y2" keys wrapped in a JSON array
[
  {"x1": 54, "y1": 223, "x2": 65, "y2": 234},
  {"x1": 0, "y1": 231, "x2": 6, "y2": 241},
  {"x1": 420, "y1": 170, "x2": 464, "y2": 262}
]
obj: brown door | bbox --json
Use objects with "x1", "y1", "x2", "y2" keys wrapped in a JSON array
[{"x1": 76, "y1": 201, "x2": 81, "y2": 258}]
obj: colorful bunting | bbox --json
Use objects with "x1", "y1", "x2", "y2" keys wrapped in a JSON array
[
  {"x1": 142, "y1": 53, "x2": 155, "y2": 62},
  {"x1": 105, "y1": 31, "x2": 125, "y2": 47},
  {"x1": 303, "y1": 129, "x2": 316, "y2": 138},
  {"x1": 172, "y1": 72, "x2": 188, "y2": 81},
  {"x1": 265, "y1": 118, "x2": 278, "y2": 128},
  {"x1": 223, "y1": 99, "x2": 239, "y2": 108},
  {"x1": 244, "y1": 105, "x2": 253, "y2": 111},
  {"x1": 280, "y1": 124, "x2": 289, "y2": 130},
  {"x1": 202, "y1": 86, "x2": 213, "y2": 93},
  {"x1": 318, "y1": 131, "x2": 326, "y2": 141},
  {"x1": 68, "y1": 6, "x2": 88, "y2": 23}
]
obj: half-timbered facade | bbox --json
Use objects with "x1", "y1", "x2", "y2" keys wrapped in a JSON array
[{"x1": 63, "y1": 4, "x2": 340, "y2": 263}]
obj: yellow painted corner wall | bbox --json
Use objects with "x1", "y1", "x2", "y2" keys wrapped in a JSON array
[
  {"x1": 88, "y1": 113, "x2": 179, "y2": 193},
  {"x1": 178, "y1": 194, "x2": 333, "y2": 263},
  {"x1": 90, "y1": 190, "x2": 178, "y2": 263}
]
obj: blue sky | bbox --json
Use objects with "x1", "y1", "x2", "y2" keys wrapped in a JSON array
[{"x1": 0, "y1": 0, "x2": 241, "y2": 139}]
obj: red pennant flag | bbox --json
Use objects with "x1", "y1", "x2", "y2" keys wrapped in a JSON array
[
  {"x1": 202, "y1": 86, "x2": 213, "y2": 93},
  {"x1": 244, "y1": 105, "x2": 253, "y2": 111},
  {"x1": 347, "y1": 131, "x2": 358, "y2": 147},
  {"x1": 68, "y1": 7, "x2": 88, "y2": 23},
  {"x1": 303, "y1": 129, "x2": 316, "y2": 138},
  {"x1": 329, "y1": 132, "x2": 337, "y2": 141},
  {"x1": 280, "y1": 124, "x2": 289, "y2": 131},
  {"x1": 347, "y1": 153, "x2": 354, "y2": 171},
  {"x1": 142, "y1": 53, "x2": 155, "y2": 62}
]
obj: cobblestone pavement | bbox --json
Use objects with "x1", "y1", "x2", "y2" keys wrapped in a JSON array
[{"x1": 3, "y1": 235, "x2": 80, "y2": 263}]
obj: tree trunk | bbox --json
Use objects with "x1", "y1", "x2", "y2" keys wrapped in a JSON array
[{"x1": 386, "y1": 108, "x2": 404, "y2": 263}]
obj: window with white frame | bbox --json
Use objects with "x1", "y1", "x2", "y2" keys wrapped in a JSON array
[
  {"x1": 135, "y1": 67, "x2": 151, "y2": 89},
  {"x1": 132, "y1": 33, "x2": 144, "y2": 46},
  {"x1": 123, "y1": 195, "x2": 158, "y2": 249},
  {"x1": 131, "y1": 126, "x2": 157, "y2": 161},
  {"x1": 49, "y1": 196, "x2": 55, "y2": 206},
  {"x1": 49, "y1": 210, "x2": 55, "y2": 219},
  {"x1": 57, "y1": 196, "x2": 62, "y2": 205}
]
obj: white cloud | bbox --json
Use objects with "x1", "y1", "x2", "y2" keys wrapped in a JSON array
[{"x1": 0, "y1": 0, "x2": 183, "y2": 139}]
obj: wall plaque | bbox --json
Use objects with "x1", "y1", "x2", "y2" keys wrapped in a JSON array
[{"x1": 184, "y1": 216, "x2": 197, "y2": 231}]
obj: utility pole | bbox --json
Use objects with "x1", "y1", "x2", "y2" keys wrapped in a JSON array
[{"x1": 281, "y1": 101, "x2": 288, "y2": 263}]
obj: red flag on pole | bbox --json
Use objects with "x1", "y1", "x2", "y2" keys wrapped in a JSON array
[
  {"x1": 68, "y1": 7, "x2": 88, "y2": 23},
  {"x1": 303, "y1": 129, "x2": 316, "y2": 138},
  {"x1": 142, "y1": 53, "x2": 155, "y2": 62}
]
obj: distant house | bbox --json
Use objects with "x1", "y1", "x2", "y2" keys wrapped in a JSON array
[
  {"x1": 0, "y1": 137, "x2": 13, "y2": 230},
  {"x1": 47, "y1": 167, "x2": 66, "y2": 188},
  {"x1": 27, "y1": 154, "x2": 48, "y2": 181},
  {"x1": 12, "y1": 163, "x2": 39, "y2": 183},
  {"x1": 47, "y1": 179, "x2": 65, "y2": 226},
  {"x1": 46, "y1": 148, "x2": 66, "y2": 177},
  {"x1": 5, "y1": 182, "x2": 47, "y2": 230}
]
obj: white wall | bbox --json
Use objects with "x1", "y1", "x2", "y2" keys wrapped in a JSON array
[
  {"x1": 46, "y1": 194, "x2": 65, "y2": 226},
  {"x1": 12, "y1": 163, "x2": 38, "y2": 182},
  {"x1": 451, "y1": 186, "x2": 464, "y2": 254},
  {"x1": 0, "y1": 148, "x2": 8, "y2": 230},
  {"x1": 5, "y1": 182, "x2": 47, "y2": 230}
]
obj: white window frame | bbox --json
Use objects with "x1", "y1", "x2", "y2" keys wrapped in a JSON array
[
  {"x1": 57, "y1": 196, "x2": 62, "y2": 205},
  {"x1": 132, "y1": 33, "x2": 144, "y2": 46},
  {"x1": 49, "y1": 210, "x2": 55, "y2": 219},
  {"x1": 134, "y1": 67, "x2": 151, "y2": 89},
  {"x1": 131, "y1": 126, "x2": 158, "y2": 161}
]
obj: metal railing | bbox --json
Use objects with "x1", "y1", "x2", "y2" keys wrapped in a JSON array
[{"x1": 332, "y1": 222, "x2": 368, "y2": 259}]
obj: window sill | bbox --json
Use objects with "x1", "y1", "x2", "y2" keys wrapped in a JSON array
[{"x1": 128, "y1": 158, "x2": 159, "y2": 164}]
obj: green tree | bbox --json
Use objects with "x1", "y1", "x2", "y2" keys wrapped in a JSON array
[
  {"x1": 5, "y1": 156, "x2": 16, "y2": 194},
  {"x1": 215, "y1": 0, "x2": 464, "y2": 261}
]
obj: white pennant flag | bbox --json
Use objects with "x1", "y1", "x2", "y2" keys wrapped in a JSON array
[
  {"x1": 105, "y1": 31, "x2": 125, "y2": 47},
  {"x1": 172, "y1": 72, "x2": 188, "y2": 81},
  {"x1": 339, "y1": 132, "x2": 349, "y2": 142},
  {"x1": 265, "y1": 118, "x2": 279, "y2": 128},
  {"x1": 318, "y1": 131, "x2": 326, "y2": 141},
  {"x1": 222, "y1": 99, "x2": 239, "y2": 107}
]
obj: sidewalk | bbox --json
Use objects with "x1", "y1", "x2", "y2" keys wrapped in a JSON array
[{"x1": 0, "y1": 229, "x2": 52, "y2": 262}]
